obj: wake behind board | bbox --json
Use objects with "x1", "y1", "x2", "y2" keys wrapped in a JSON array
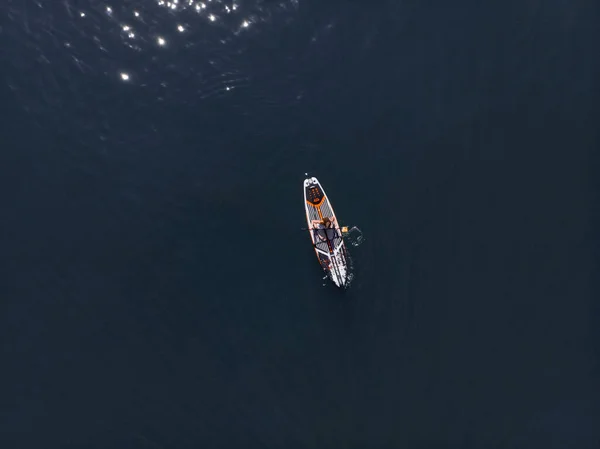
[{"x1": 303, "y1": 176, "x2": 350, "y2": 288}]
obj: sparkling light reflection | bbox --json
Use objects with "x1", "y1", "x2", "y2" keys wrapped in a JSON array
[
  {"x1": 51, "y1": 0, "x2": 300, "y2": 98},
  {"x1": 5, "y1": 0, "x2": 309, "y2": 130}
]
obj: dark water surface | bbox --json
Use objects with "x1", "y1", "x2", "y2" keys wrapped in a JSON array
[{"x1": 2, "y1": 0, "x2": 598, "y2": 447}]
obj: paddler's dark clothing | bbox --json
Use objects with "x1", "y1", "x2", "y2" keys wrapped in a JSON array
[{"x1": 315, "y1": 222, "x2": 336, "y2": 241}]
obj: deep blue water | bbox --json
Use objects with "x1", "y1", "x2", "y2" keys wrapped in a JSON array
[{"x1": 1, "y1": 0, "x2": 599, "y2": 447}]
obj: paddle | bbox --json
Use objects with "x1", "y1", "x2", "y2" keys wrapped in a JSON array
[{"x1": 301, "y1": 226, "x2": 350, "y2": 234}]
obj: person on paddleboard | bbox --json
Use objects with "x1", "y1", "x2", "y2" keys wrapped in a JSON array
[{"x1": 315, "y1": 217, "x2": 336, "y2": 241}]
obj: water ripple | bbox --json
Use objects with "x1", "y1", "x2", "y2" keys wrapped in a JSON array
[{"x1": 6, "y1": 0, "x2": 304, "y2": 112}]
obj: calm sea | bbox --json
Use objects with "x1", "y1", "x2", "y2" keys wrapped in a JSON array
[{"x1": 2, "y1": 0, "x2": 598, "y2": 447}]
